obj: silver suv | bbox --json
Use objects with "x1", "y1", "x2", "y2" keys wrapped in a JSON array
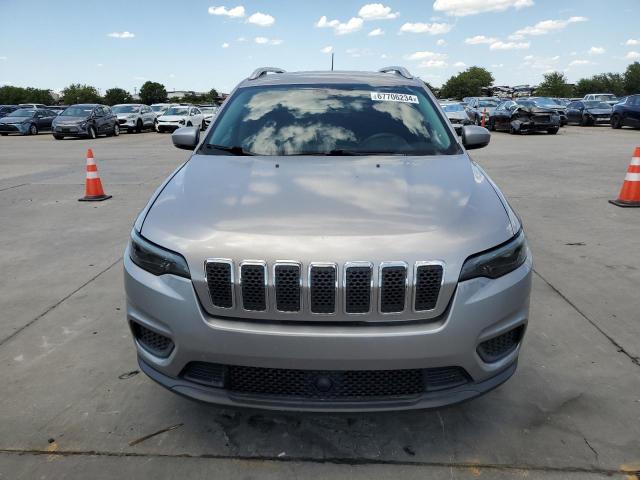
[{"x1": 124, "y1": 67, "x2": 532, "y2": 411}]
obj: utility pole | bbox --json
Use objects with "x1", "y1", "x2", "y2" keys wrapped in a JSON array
[{"x1": 331, "y1": 53, "x2": 334, "y2": 71}]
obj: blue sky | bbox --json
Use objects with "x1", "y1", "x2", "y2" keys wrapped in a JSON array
[{"x1": 1, "y1": 0, "x2": 639, "y2": 94}]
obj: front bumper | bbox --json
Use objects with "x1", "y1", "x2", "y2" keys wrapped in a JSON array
[
  {"x1": 118, "y1": 118, "x2": 138, "y2": 128},
  {"x1": 124, "y1": 249, "x2": 532, "y2": 411},
  {"x1": 53, "y1": 124, "x2": 89, "y2": 136},
  {"x1": 157, "y1": 122, "x2": 183, "y2": 132},
  {"x1": 0, "y1": 123, "x2": 27, "y2": 134}
]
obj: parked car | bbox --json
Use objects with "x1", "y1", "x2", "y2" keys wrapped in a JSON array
[
  {"x1": 124, "y1": 66, "x2": 532, "y2": 411},
  {"x1": 582, "y1": 93, "x2": 619, "y2": 107},
  {"x1": 156, "y1": 105, "x2": 205, "y2": 133},
  {"x1": 488, "y1": 99, "x2": 560, "y2": 134},
  {"x1": 0, "y1": 108, "x2": 58, "y2": 135},
  {"x1": 566, "y1": 100, "x2": 612, "y2": 126},
  {"x1": 150, "y1": 103, "x2": 177, "y2": 119},
  {"x1": 198, "y1": 105, "x2": 219, "y2": 128},
  {"x1": 0, "y1": 105, "x2": 18, "y2": 117},
  {"x1": 51, "y1": 104, "x2": 119, "y2": 139},
  {"x1": 112, "y1": 104, "x2": 157, "y2": 133},
  {"x1": 465, "y1": 97, "x2": 501, "y2": 125},
  {"x1": 47, "y1": 106, "x2": 68, "y2": 115},
  {"x1": 440, "y1": 101, "x2": 471, "y2": 134},
  {"x1": 527, "y1": 97, "x2": 567, "y2": 126},
  {"x1": 611, "y1": 94, "x2": 640, "y2": 129},
  {"x1": 19, "y1": 103, "x2": 48, "y2": 109}
]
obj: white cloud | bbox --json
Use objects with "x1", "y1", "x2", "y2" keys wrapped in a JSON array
[
  {"x1": 247, "y1": 12, "x2": 275, "y2": 26},
  {"x1": 399, "y1": 22, "x2": 453, "y2": 34},
  {"x1": 490, "y1": 41, "x2": 530, "y2": 50},
  {"x1": 464, "y1": 35, "x2": 497, "y2": 44},
  {"x1": 405, "y1": 51, "x2": 448, "y2": 61},
  {"x1": 436, "y1": 39, "x2": 447, "y2": 46},
  {"x1": 368, "y1": 28, "x2": 384, "y2": 36},
  {"x1": 568, "y1": 59, "x2": 592, "y2": 66},
  {"x1": 321, "y1": 46, "x2": 334, "y2": 53},
  {"x1": 491, "y1": 63, "x2": 504, "y2": 68},
  {"x1": 625, "y1": 39, "x2": 640, "y2": 46},
  {"x1": 316, "y1": 16, "x2": 363, "y2": 35},
  {"x1": 169, "y1": 73, "x2": 176, "y2": 78},
  {"x1": 222, "y1": 42, "x2": 230, "y2": 48},
  {"x1": 96, "y1": 63, "x2": 104, "y2": 67},
  {"x1": 237, "y1": 36, "x2": 247, "y2": 42},
  {"x1": 208, "y1": 5, "x2": 245, "y2": 17},
  {"x1": 254, "y1": 36, "x2": 282, "y2": 45},
  {"x1": 380, "y1": 53, "x2": 388, "y2": 59},
  {"x1": 358, "y1": 3, "x2": 399, "y2": 20},
  {"x1": 511, "y1": 16, "x2": 587, "y2": 38},
  {"x1": 346, "y1": 48, "x2": 372, "y2": 58},
  {"x1": 0, "y1": 56, "x2": 6, "y2": 61},
  {"x1": 107, "y1": 31, "x2": 135, "y2": 39},
  {"x1": 433, "y1": 0, "x2": 533, "y2": 16},
  {"x1": 419, "y1": 59, "x2": 448, "y2": 68},
  {"x1": 588, "y1": 46, "x2": 605, "y2": 55},
  {"x1": 453, "y1": 61, "x2": 466, "y2": 67},
  {"x1": 133, "y1": 76, "x2": 146, "y2": 81},
  {"x1": 522, "y1": 54, "x2": 560, "y2": 71},
  {"x1": 626, "y1": 51, "x2": 640, "y2": 60}
]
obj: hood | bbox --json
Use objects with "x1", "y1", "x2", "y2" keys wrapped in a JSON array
[
  {"x1": 116, "y1": 113, "x2": 138, "y2": 119},
  {"x1": 517, "y1": 106, "x2": 555, "y2": 114},
  {"x1": 141, "y1": 154, "x2": 514, "y2": 322},
  {"x1": 158, "y1": 115, "x2": 186, "y2": 122},
  {"x1": 585, "y1": 108, "x2": 612, "y2": 114},
  {"x1": 446, "y1": 111, "x2": 469, "y2": 121},
  {"x1": 0, "y1": 116, "x2": 29, "y2": 124},
  {"x1": 54, "y1": 116, "x2": 88, "y2": 124}
]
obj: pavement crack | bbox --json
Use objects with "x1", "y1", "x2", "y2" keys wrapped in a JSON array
[
  {"x1": 583, "y1": 436, "x2": 599, "y2": 462},
  {"x1": 0, "y1": 183, "x2": 28, "y2": 192},
  {"x1": 0, "y1": 257, "x2": 122, "y2": 348},
  {"x1": 533, "y1": 268, "x2": 640, "y2": 368},
  {"x1": 128, "y1": 423, "x2": 184, "y2": 447}
]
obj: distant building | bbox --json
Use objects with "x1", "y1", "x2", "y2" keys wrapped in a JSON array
[{"x1": 167, "y1": 90, "x2": 200, "y2": 99}]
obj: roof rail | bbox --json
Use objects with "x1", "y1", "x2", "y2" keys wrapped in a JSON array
[
  {"x1": 248, "y1": 67, "x2": 286, "y2": 80},
  {"x1": 378, "y1": 66, "x2": 413, "y2": 79}
]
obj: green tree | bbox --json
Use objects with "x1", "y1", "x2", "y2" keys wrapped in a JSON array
[
  {"x1": 207, "y1": 88, "x2": 219, "y2": 102},
  {"x1": 624, "y1": 62, "x2": 640, "y2": 95},
  {"x1": 0, "y1": 86, "x2": 54, "y2": 105},
  {"x1": 61, "y1": 83, "x2": 102, "y2": 104},
  {"x1": 574, "y1": 73, "x2": 625, "y2": 97},
  {"x1": 535, "y1": 72, "x2": 573, "y2": 97},
  {"x1": 439, "y1": 66, "x2": 494, "y2": 99},
  {"x1": 103, "y1": 87, "x2": 133, "y2": 105},
  {"x1": 139, "y1": 81, "x2": 167, "y2": 105}
]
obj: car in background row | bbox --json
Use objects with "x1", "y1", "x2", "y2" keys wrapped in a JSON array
[
  {"x1": 198, "y1": 105, "x2": 219, "y2": 128},
  {"x1": 19, "y1": 103, "x2": 48, "y2": 109},
  {"x1": 439, "y1": 101, "x2": 471, "y2": 134},
  {"x1": 611, "y1": 94, "x2": 640, "y2": 129},
  {"x1": 52, "y1": 104, "x2": 120, "y2": 139},
  {"x1": 0, "y1": 105, "x2": 19, "y2": 117},
  {"x1": 527, "y1": 97, "x2": 567, "y2": 126},
  {"x1": 112, "y1": 104, "x2": 157, "y2": 133},
  {"x1": 566, "y1": 100, "x2": 612, "y2": 126},
  {"x1": 47, "y1": 106, "x2": 68, "y2": 115},
  {"x1": 150, "y1": 103, "x2": 178, "y2": 118},
  {"x1": 488, "y1": 99, "x2": 560, "y2": 134},
  {"x1": 465, "y1": 97, "x2": 501, "y2": 125},
  {"x1": 157, "y1": 105, "x2": 205, "y2": 133},
  {"x1": 0, "y1": 108, "x2": 58, "y2": 135},
  {"x1": 583, "y1": 94, "x2": 618, "y2": 107}
]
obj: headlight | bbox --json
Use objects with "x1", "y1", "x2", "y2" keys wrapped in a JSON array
[
  {"x1": 459, "y1": 230, "x2": 528, "y2": 282},
  {"x1": 178, "y1": 119, "x2": 185, "y2": 125},
  {"x1": 128, "y1": 114, "x2": 137, "y2": 119},
  {"x1": 129, "y1": 230, "x2": 190, "y2": 278}
]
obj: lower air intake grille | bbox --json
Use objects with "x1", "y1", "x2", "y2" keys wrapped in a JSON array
[
  {"x1": 131, "y1": 322, "x2": 173, "y2": 357},
  {"x1": 181, "y1": 362, "x2": 226, "y2": 387},
  {"x1": 206, "y1": 261, "x2": 233, "y2": 308},
  {"x1": 309, "y1": 265, "x2": 336, "y2": 313},
  {"x1": 241, "y1": 263, "x2": 266, "y2": 311},
  {"x1": 380, "y1": 264, "x2": 407, "y2": 313},
  {"x1": 414, "y1": 264, "x2": 443, "y2": 311},
  {"x1": 345, "y1": 265, "x2": 372, "y2": 314},
  {"x1": 477, "y1": 325, "x2": 525, "y2": 363},
  {"x1": 275, "y1": 264, "x2": 301, "y2": 312}
]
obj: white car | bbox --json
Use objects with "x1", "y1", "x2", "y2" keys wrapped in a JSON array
[
  {"x1": 112, "y1": 104, "x2": 157, "y2": 133},
  {"x1": 583, "y1": 93, "x2": 619, "y2": 107},
  {"x1": 150, "y1": 103, "x2": 178, "y2": 119},
  {"x1": 198, "y1": 105, "x2": 219, "y2": 128},
  {"x1": 156, "y1": 105, "x2": 205, "y2": 133}
]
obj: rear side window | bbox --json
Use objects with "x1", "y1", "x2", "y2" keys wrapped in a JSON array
[{"x1": 205, "y1": 84, "x2": 460, "y2": 156}]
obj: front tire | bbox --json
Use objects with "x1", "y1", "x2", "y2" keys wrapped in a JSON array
[
  {"x1": 547, "y1": 127, "x2": 559, "y2": 135},
  {"x1": 136, "y1": 119, "x2": 142, "y2": 133},
  {"x1": 186, "y1": 121, "x2": 192, "y2": 127},
  {"x1": 154, "y1": 119, "x2": 158, "y2": 132},
  {"x1": 28, "y1": 124, "x2": 38, "y2": 135},
  {"x1": 53, "y1": 135, "x2": 64, "y2": 140},
  {"x1": 113, "y1": 123, "x2": 120, "y2": 136},
  {"x1": 611, "y1": 114, "x2": 622, "y2": 129},
  {"x1": 87, "y1": 126, "x2": 97, "y2": 139}
]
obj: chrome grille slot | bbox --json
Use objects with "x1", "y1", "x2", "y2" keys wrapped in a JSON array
[
  {"x1": 274, "y1": 263, "x2": 301, "y2": 312},
  {"x1": 309, "y1": 264, "x2": 337, "y2": 314},
  {"x1": 379, "y1": 263, "x2": 407, "y2": 313},
  {"x1": 240, "y1": 262, "x2": 267, "y2": 311},
  {"x1": 414, "y1": 263, "x2": 443, "y2": 311},
  {"x1": 205, "y1": 260, "x2": 234, "y2": 308},
  {"x1": 344, "y1": 263, "x2": 372, "y2": 314}
]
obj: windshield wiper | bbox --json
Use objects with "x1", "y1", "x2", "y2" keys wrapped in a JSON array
[{"x1": 206, "y1": 144, "x2": 254, "y2": 156}]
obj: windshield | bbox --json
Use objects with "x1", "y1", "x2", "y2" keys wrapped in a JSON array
[
  {"x1": 478, "y1": 99, "x2": 499, "y2": 107},
  {"x1": 584, "y1": 101, "x2": 611, "y2": 109},
  {"x1": 441, "y1": 104, "x2": 464, "y2": 112},
  {"x1": 112, "y1": 105, "x2": 139, "y2": 114},
  {"x1": 61, "y1": 106, "x2": 93, "y2": 117},
  {"x1": 7, "y1": 108, "x2": 35, "y2": 117},
  {"x1": 200, "y1": 107, "x2": 218, "y2": 114},
  {"x1": 151, "y1": 105, "x2": 167, "y2": 112},
  {"x1": 164, "y1": 107, "x2": 189, "y2": 116},
  {"x1": 532, "y1": 98, "x2": 557, "y2": 107},
  {"x1": 205, "y1": 84, "x2": 459, "y2": 156},
  {"x1": 594, "y1": 94, "x2": 616, "y2": 101}
]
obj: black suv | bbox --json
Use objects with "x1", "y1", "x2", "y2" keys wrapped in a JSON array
[{"x1": 52, "y1": 104, "x2": 120, "y2": 139}]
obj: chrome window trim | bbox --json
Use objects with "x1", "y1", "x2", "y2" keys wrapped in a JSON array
[
  {"x1": 238, "y1": 260, "x2": 268, "y2": 312},
  {"x1": 272, "y1": 260, "x2": 303, "y2": 313},
  {"x1": 343, "y1": 261, "x2": 373, "y2": 315},
  {"x1": 412, "y1": 260, "x2": 446, "y2": 313},
  {"x1": 378, "y1": 261, "x2": 408, "y2": 315},
  {"x1": 307, "y1": 262, "x2": 338, "y2": 315},
  {"x1": 204, "y1": 258, "x2": 235, "y2": 309}
]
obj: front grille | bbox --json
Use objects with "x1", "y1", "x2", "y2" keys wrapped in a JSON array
[
  {"x1": 206, "y1": 260, "x2": 233, "y2": 308},
  {"x1": 380, "y1": 264, "x2": 407, "y2": 313},
  {"x1": 309, "y1": 265, "x2": 336, "y2": 314},
  {"x1": 0, "y1": 124, "x2": 18, "y2": 132},
  {"x1": 477, "y1": 325, "x2": 525, "y2": 363},
  {"x1": 534, "y1": 115, "x2": 550, "y2": 122},
  {"x1": 345, "y1": 264, "x2": 372, "y2": 314},
  {"x1": 414, "y1": 264, "x2": 443, "y2": 311},
  {"x1": 131, "y1": 322, "x2": 173, "y2": 357},
  {"x1": 180, "y1": 362, "x2": 470, "y2": 400},
  {"x1": 240, "y1": 263, "x2": 266, "y2": 311},
  {"x1": 118, "y1": 119, "x2": 127, "y2": 124},
  {"x1": 274, "y1": 264, "x2": 301, "y2": 312}
]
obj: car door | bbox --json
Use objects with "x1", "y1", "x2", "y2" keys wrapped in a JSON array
[
  {"x1": 566, "y1": 102, "x2": 580, "y2": 123},
  {"x1": 627, "y1": 96, "x2": 640, "y2": 126},
  {"x1": 192, "y1": 107, "x2": 203, "y2": 126},
  {"x1": 40, "y1": 110, "x2": 55, "y2": 130}
]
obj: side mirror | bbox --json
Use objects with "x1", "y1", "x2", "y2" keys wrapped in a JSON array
[
  {"x1": 172, "y1": 126, "x2": 200, "y2": 150},
  {"x1": 461, "y1": 125, "x2": 490, "y2": 150}
]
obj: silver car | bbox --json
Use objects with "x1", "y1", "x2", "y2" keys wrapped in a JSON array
[
  {"x1": 466, "y1": 97, "x2": 501, "y2": 125},
  {"x1": 112, "y1": 104, "x2": 157, "y2": 133},
  {"x1": 124, "y1": 66, "x2": 532, "y2": 411}
]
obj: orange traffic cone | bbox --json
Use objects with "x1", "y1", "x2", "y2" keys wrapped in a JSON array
[
  {"x1": 78, "y1": 149, "x2": 111, "y2": 202},
  {"x1": 481, "y1": 108, "x2": 487, "y2": 128},
  {"x1": 609, "y1": 147, "x2": 640, "y2": 207}
]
